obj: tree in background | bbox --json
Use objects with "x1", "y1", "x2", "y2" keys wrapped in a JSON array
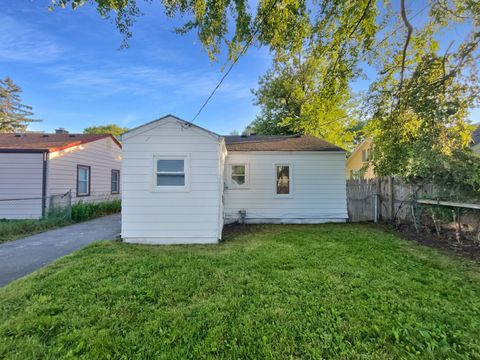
[
  {"x1": 365, "y1": 0, "x2": 480, "y2": 195},
  {"x1": 84, "y1": 124, "x2": 129, "y2": 138},
  {"x1": 0, "y1": 77, "x2": 40, "y2": 133},
  {"x1": 47, "y1": 0, "x2": 480, "y2": 188},
  {"x1": 249, "y1": 60, "x2": 359, "y2": 148}
]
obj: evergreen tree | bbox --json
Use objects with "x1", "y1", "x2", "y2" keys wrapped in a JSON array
[{"x1": 0, "y1": 77, "x2": 39, "y2": 133}]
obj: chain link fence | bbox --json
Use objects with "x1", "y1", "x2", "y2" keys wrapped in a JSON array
[
  {"x1": 0, "y1": 191, "x2": 72, "y2": 221},
  {"x1": 0, "y1": 191, "x2": 121, "y2": 221}
]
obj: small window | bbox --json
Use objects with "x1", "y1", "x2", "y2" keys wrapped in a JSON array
[
  {"x1": 77, "y1": 165, "x2": 90, "y2": 197},
  {"x1": 362, "y1": 148, "x2": 372, "y2": 162},
  {"x1": 275, "y1": 164, "x2": 291, "y2": 195},
  {"x1": 111, "y1": 170, "x2": 120, "y2": 194},
  {"x1": 153, "y1": 155, "x2": 190, "y2": 191},
  {"x1": 229, "y1": 164, "x2": 248, "y2": 188}
]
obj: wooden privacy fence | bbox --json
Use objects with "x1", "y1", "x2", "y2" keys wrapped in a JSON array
[{"x1": 347, "y1": 177, "x2": 435, "y2": 223}]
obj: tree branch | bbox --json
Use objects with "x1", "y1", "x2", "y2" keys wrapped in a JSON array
[
  {"x1": 329, "y1": 0, "x2": 374, "y2": 77},
  {"x1": 398, "y1": 0, "x2": 413, "y2": 94}
]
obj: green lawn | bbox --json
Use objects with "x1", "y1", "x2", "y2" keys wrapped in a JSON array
[{"x1": 1, "y1": 224, "x2": 480, "y2": 359}]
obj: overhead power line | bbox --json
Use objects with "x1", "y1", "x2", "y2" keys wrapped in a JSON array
[{"x1": 191, "y1": 0, "x2": 280, "y2": 123}]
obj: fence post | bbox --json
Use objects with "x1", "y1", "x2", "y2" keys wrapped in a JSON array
[
  {"x1": 67, "y1": 190, "x2": 72, "y2": 220},
  {"x1": 388, "y1": 176, "x2": 395, "y2": 220},
  {"x1": 374, "y1": 177, "x2": 381, "y2": 223}
]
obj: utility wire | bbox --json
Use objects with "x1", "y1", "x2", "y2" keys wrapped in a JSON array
[{"x1": 191, "y1": 0, "x2": 280, "y2": 123}]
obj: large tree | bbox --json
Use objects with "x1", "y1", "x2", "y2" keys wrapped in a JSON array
[
  {"x1": 0, "y1": 77, "x2": 40, "y2": 133},
  {"x1": 250, "y1": 59, "x2": 359, "y2": 148},
  {"x1": 84, "y1": 124, "x2": 129, "y2": 138},
  {"x1": 51, "y1": 0, "x2": 378, "y2": 62},
  {"x1": 51, "y1": 0, "x2": 480, "y2": 163},
  {"x1": 364, "y1": 1, "x2": 480, "y2": 194}
]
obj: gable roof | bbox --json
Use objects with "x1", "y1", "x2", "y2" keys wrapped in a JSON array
[
  {"x1": 472, "y1": 125, "x2": 480, "y2": 145},
  {"x1": 121, "y1": 114, "x2": 344, "y2": 152},
  {"x1": 121, "y1": 114, "x2": 221, "y2": 141},
  {"x1": 346, "y1": 138, "x2": 372, "y2": 165},
  {"x1": 224, "y1": 135, "x2": 345, "y2": 152},
  {"x1": 0, "y1": 133, "x2": 121, "y2": 153}
]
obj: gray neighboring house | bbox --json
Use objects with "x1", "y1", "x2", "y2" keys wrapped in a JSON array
[
  {"x1": 472, "y1": 125, "x2": 480, "y2": 154},
  {"x1": 0, "y1": 131, "x2": 122, "y2": 219}
]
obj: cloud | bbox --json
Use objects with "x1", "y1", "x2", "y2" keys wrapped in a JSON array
[
  {"x1": 0, "y1": 14, "x2": 65, "y2": 63},
  {"x1": 49, "y1": 63, "x2": 253, "y2": 100}
]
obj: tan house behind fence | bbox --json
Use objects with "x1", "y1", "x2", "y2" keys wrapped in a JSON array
[{"x1": 346, "y1": 139, "x2": 375, "y2": 180}]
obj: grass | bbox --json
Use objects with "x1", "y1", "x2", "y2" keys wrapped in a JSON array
[
  {"x1": 0, "y1": 200, "x2": 121, "y2": 244},
  {"x1": 0, "y1": 217, "x2": 70, "y2": 244},
  {"x1": 1, "y1": 224, "x2": 480, "y2": 359}
]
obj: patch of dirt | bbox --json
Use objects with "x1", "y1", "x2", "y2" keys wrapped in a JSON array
[
  {"x1": 379, "y1": 222, "x2": 480, "y2": 261},
  {"x1": 221, "y1": 223, "x2": 259, "y2": 241}
]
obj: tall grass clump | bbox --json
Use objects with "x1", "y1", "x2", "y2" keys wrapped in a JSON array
[{"x1": 71, "y1": 200, "x2": 121, "y2": 222}]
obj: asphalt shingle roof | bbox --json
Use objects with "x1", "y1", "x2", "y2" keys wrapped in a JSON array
[
  {"x1": 224, "y1": 135, "x2": 345, "y2": 152},
  {"x1": 0, "y1": 133, "x2": 120, "y2": 152}
]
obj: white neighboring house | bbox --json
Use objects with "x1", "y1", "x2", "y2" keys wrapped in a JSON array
[
  {"x1": 0, "y1": 131, "x2": 122, "y2": 219},
  {"x1": 121, "y1": 115, "x2": 347, "y2": 245}
]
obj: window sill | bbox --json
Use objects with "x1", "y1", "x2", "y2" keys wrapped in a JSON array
[
  {"x1": 227, "y1": 186, "x2": 250, "y2": 190},
  {"x1": 274, "y1": 194, "x2": 294, "y2": 199},
  {"x1": 151, "y1": 186, "x2": 191, "y2": 193}
]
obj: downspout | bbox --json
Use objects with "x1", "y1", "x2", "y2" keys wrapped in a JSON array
[{"x1": 41, "y1": 151, "x2": 47, "y2": 217}]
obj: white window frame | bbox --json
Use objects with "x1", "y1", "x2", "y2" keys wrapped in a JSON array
[
  {"x1": 111, "y1": 169, "x2": 120, "y2": 194},
  {"x1": 228, "y1": 163, "x2": 249, "y2": 189},
  {"x1": 274, "y1": 163, "x2": 293, "y2": 198},
  {"x1": 77, "y1": 165, "x2": 91, "y2": 197},
  {"x1": 152, "y1": 154, "x2": 190, "y2": 192}
]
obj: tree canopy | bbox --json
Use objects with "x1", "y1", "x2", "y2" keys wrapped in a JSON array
[
  {"x1": 51, "y1": 0, "x2": 480, "y2": 190},
  {"x1": 83, "y1": 124, "x2": 129, "y2": 138},
  {"x1": 0, "y1": 77, "x2": 40, "y2": 133}
]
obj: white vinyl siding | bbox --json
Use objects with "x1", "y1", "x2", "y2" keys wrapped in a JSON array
[
  {"x1": 224, "y1": 152, "x2": 347, "y2": 223},
  {"x1": 0, "y1": 153, "x2": 43, "y2": 219},
  {"x1": 121, "y1": 116, "x2": 223, "y2": 244},
  {"x1": 47, "y1": 137, "x2": 122, "y2": 203}
]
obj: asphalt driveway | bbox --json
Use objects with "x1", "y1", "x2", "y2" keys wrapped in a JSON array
[{"x1": 0, "y1": 213, "x2": 121, "y2": 287}]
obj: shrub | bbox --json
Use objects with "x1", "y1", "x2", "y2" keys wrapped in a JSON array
[{"x1": 71, "y1": 200, "x2": 121, "y2": 222}]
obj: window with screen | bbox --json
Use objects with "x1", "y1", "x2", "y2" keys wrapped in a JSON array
[
  {"x1": 111, "y1": 170, "x2": 120, "y2": 194},
  {"x1": 153, "y1": 155, "x2": 190, "y2": 191},
  {"x1": 156, "y1": 159, "x2": 185, "y2": 186},
  {"x1": 229, "y1": 164, "x2": 248, "y2": 188},
  {"x1": 276, "y1": 165, "x2": 291, "y2": 195},
  {"x1": 77, "y1": 165, "x2": 90, "y2": 196}
]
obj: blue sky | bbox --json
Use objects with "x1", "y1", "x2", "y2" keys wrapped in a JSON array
[{"x1": 1, "y1": 0, "x2": 477, "y2": 135}]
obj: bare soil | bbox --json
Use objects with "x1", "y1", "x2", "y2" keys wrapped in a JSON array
[{"x1": 380, "y1": 222, "x2": 480, "y2": 261}]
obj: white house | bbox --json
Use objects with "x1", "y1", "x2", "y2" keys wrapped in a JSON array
[
  {"x1": 0, "y1": 132, "x2": 122, "y2": 219},
  {"x1": 121, "y1": 115, "x2": 347, "y2": 244}
]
